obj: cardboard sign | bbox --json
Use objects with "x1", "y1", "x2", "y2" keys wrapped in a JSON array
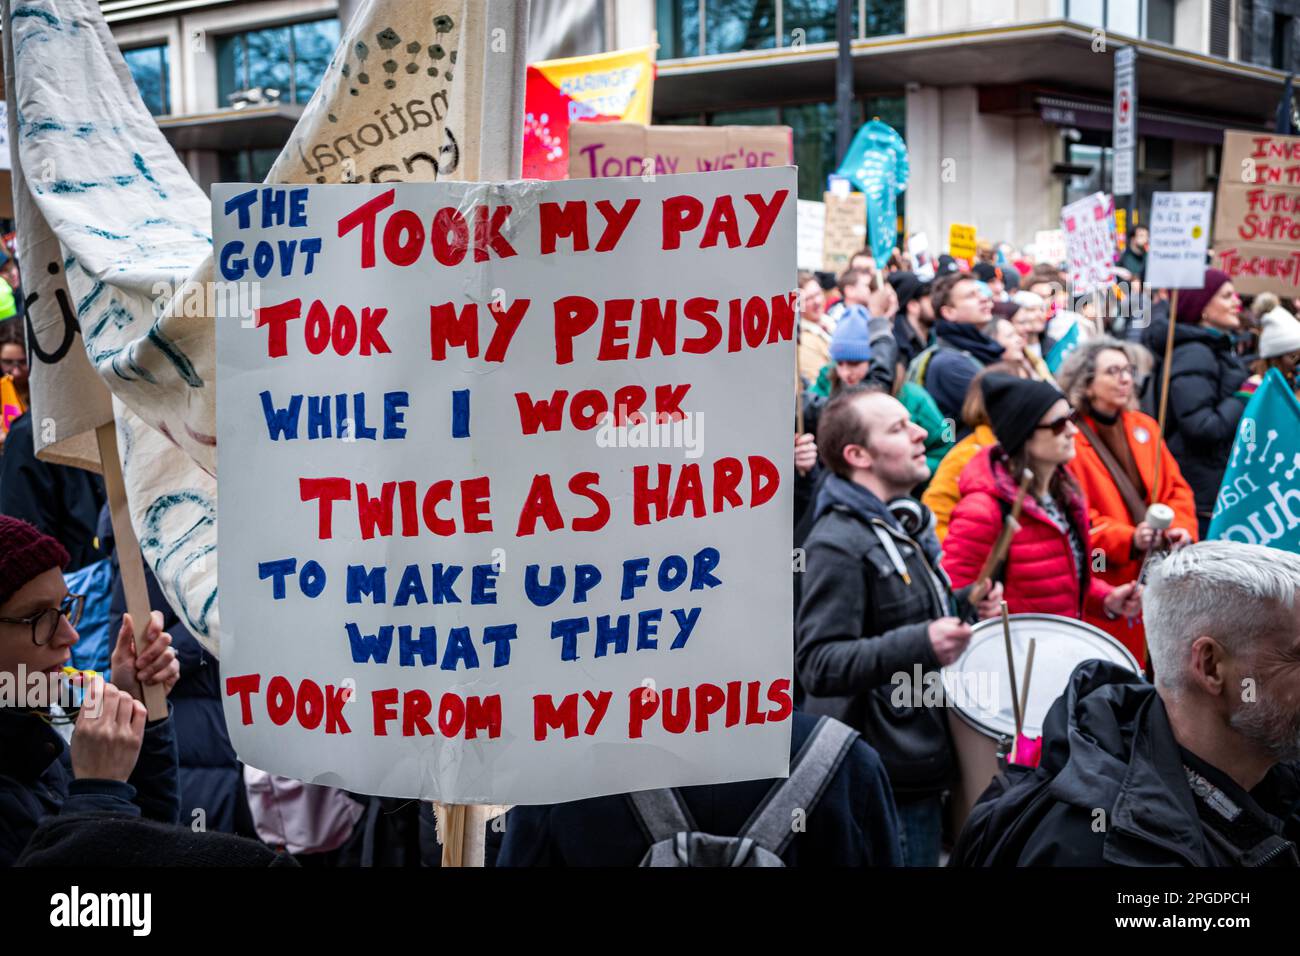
[
  {"x1": 1061, "y1": 192, "x2": 1117, "y2": 292},
  {"x1": 823, "y1": 191, "x2": 867, "y2": 273},
  {"x1": 568, "y1": 123, "x2": 792, "y2": 179},
  {"x1": 212, "y1": 170, "x2": 796, "y2": 804},
  {"x1": 1213, "y1": 131, "x2": 1300, "y2": 296},
  {"x1": 1146, "y1": 192, "x2": 1213, "y2": 289},
  {"x1": 948, "y1": 223, "x2": 976, "y2": 262},
  {"x1": 1034, "y1": 229, "x2": 1067, "y2": 265},
  {"x1": 797, "y1": 199, "x2": 826, "y2": 272}
]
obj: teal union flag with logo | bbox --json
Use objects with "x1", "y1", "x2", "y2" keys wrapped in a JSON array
[{"x1": 1208, "y1": 368, "x2": 1300, "y2": 550}]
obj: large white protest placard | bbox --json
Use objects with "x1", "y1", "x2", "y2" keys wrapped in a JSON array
[
  {"x1": 214, "y1": 169, "x2": 797, "y2": 805},
  {"x1": 1146, "y1": 192, "x2": 1213, "y2": 289},
  {"x1": 1061, "y1": 192, "x2": 1117, "y2": 292}
]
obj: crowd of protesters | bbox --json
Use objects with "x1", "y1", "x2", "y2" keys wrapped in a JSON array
[{"x1": 6, "y1": 225, "x2": 1300, "y2": 869}]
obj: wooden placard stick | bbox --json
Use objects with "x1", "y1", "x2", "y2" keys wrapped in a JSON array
[
  {"x1": 95, "y1": 423, "x2": 167, "y2": 720},
  {"x1": 1152, "y1": 288, "x2": 1180, "y2": 499},
  {"x1": 1017, "y1": 638, "x2": 1037, "y2": 740},
  {"x1": 970, "y1": 469, "x2": 1034, "y2": 604}
]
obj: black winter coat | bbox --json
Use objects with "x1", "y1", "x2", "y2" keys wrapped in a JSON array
[
  {"x1": 0, "y1": 704, "x2": 179, "y2": 866},
  {"x1": 953, "y1": 660, "x2": 1300, "y2": 867},
  {"x1": 493, "y1": 711, "x2": 902, "y2": 866},
  {"x1": 1143, "y1": 320, "x2": 1248, "y2": 531},
  {"x1": 796, "y1": 475, "x2": 976, "y2": 796},
  {"x1": 0, "y1": 412, "x2": 108, "y2": 571}
]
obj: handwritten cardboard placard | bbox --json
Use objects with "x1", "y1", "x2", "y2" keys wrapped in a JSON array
[
  {"x1": 568, "y1": 123, "x2": 792, "y2": 179},
  {"x1": 947, "y1": 223, "x2": 976, "y2": 262},
  {"x1": 1061, "y1": 192, "x2": 1117, "y2": 293},
  {"x1": 1146, "y1": 192, "x2": 1212, "y2": 289},
  {"x1": 213, "y1": 170, "x2": 796, "y2": 804},
  {"x1": 823, "y1": 191, "x2": 867, "y2": 274},
  {"x1": 1213, "y1": 131, "x2": 1300, "y2": 296}
]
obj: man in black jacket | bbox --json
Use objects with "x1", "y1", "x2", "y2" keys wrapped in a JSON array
[
  {"x1": 0, "y1": 515, "x2": 180, "y2": 865},
  {"x1": 796, "y1": 385, "x2": 1002, "y2": 865},
  {"x1": 955, "y1": 540, "x2": 1300, "y2": 866},
  {"x1": 909, "y1": 272, "x2": 1004, "y2": 425}
]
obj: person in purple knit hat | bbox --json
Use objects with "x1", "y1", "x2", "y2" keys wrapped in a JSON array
[
  {"x1": 1141, "y1": 268, "x2": 1249, "y2": 538},
  {"x1": 0, "y1": 514, "x2": 180, "y2": 865}
]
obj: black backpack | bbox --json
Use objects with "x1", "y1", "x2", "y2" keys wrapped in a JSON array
[{"x1": 626, "y1": 717, "x2": 857, "y2": 867}]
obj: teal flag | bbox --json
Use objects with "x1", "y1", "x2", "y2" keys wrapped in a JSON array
[
  {"x1": 1045, "y1": 321, "x2": 1080, "y2": 374},
  {"x1": 835, "y1": 120, "x2": 908, "y2": 266},
  {"x1": 1208, "y1": 368, "x2": 1300, "y2": 550}
]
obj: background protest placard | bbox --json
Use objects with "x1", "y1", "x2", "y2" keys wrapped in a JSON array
[
  {"x1": 1213, "y1": 130, "x2": 1300, "y2": 296},
  {"x1": 823, "y1": 191, "x2": 867, "y2": 272},
  {"x1": 568, "y1": 123, "x2": 792, "y2": 179},
  {"x1": 1033, "y1": 229, "x2": 1067, "y2": 265},
  {"x1": 947, "y1": 223, "x2": 976, "y2": 263},
  {"x1": 1061, "y1": 192, "x2": 1117, "y2": 292},
  {"x1": 214, "y1": 169, "x2": 797, "y2": 805},
  {"x1": 1146, "y1": 192, "x2": 1212, "y2": 289},
  {"x1": 797, "y1": 199, "x2": 826, "y2": 272}
]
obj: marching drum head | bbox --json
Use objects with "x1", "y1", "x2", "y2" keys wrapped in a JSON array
[{"x1": 942, "y1": 613, "x2": 1142, "y2": 741}]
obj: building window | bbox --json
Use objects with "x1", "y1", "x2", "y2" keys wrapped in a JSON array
[
  {"x1": 1146, "y1": 0, "x2": 1175, "y2": 44},
  {"x1": 216, "y1": 17, "x2": 340, "y2": 108},
  {"x1": 707, "y1": 0, "x2": 777, "y2": 54},
  {"x1": 1068, "y1": 0, "x2": 1176, "y2": 41},
  {"x1": 1274, "y1": 13, "x2": 1295, "y2": 70},
  {"x1": 1209, "y1": 0, "x2": 1231, "y2": 58},
  {"x1": 655, "y1": 0, "x2": 902, "y2": 58},
  {"x1": 123, "y1": 43, "x2": 170, "y2": 116},
  {"x1": 219, "y1": 148, "x2": 281, "y2": 184}
]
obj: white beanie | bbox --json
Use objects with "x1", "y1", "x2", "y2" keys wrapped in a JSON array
[{"x1": 1258, "y1": 305, "x2": 1300, "y2": 360}]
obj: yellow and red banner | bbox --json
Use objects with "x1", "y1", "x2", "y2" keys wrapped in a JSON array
[{"x1": 523, "y1": 45, "x2": 655, "y2": 180}]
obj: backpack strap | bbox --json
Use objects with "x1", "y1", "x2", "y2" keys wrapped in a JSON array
[
  {"x1": 627, "y1": 788, "x2": 698, "y2": 844},
  {"x1": 737, "y1": 716, "x2": 858, "y2": 857}
]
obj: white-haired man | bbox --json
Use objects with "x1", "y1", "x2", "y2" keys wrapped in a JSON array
[{"x1": 952, "y1": 540, "x2": 1300, "y2": 866}]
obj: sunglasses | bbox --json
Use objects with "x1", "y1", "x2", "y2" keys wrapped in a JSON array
[{"x1": 1035, "y1": 409, "x2": 1079, "y2": 436}]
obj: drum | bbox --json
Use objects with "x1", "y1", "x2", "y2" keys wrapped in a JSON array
[{"x1": 942, "y1": 613, "x2": 1142, "y2": 835}]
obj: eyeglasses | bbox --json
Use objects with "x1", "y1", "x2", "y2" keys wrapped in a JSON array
[
  {"x1": 1035, "y1": 409, "x2": 1080, "y2": 436},
  {"x1": 1099, "y1": 364, "x2": 1134, "y2": 380},
  {"x1": 0, "y1": 357, "x2": 26, "y2": 371},
  {"x1": 0, "y1": 594, "x2": 85, "y2": 646}
]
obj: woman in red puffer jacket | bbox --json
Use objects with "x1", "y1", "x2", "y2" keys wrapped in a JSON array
[{"x1": 942, "y1": 374, "x2": 1143, "y2": 622}]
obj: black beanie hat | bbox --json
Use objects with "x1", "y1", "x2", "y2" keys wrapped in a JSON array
[{"x1": 980, "y1": 373, "x2": 1067, "y2": 456}]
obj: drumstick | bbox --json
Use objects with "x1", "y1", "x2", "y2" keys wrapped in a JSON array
[
  {"x1": 1017, "y1": 638, "x2": 1037, "y2": 740},
  {"x1": 1000, "y1": 601, "x2": 1021, "y2": 739},
  {"x1": 971, "y1": 469, "x2": 1035, "y2": 604}
]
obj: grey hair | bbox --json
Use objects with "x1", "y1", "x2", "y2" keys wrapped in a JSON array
[
  {"x1": 1054, "y1": 336, "x2": 1143, "y2": 411},
  {"x1": 1144, "y1": 541, "x2": 1300, "y2": 694}
]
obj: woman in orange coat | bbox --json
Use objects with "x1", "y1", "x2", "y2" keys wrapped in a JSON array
[{"x1": 1056, "y1": 338, "x2": 1196, "y2": 662}]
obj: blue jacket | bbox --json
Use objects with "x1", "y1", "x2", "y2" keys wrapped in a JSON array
[
  {"x1": 0, "y1": 703, "x2": 179, "y2": 866},
  {"x1": 494, "y1": 711, "x2": 902, "y2": 866}
]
